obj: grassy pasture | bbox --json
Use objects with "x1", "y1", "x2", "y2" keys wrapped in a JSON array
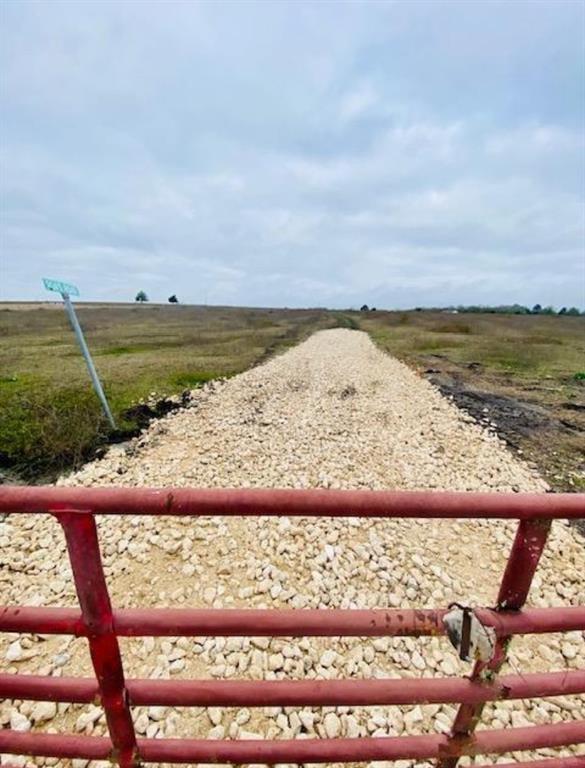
[
  {"x1": 0, "y1": 303, "x2": 334, "y2": 478},
  {"x1": 1, "y1": 303, "x2": 583, "y2": 488},
  {"x1": 358, "y1": 310, "x2": 585, "y2": 381},
  {"x1": 358, "y1": 310, "x2": 585, "y2": 491}
]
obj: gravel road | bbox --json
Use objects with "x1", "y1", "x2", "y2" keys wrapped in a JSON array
[{"x1": 2, "y1": 329, "x2": 584, "y2": 767}]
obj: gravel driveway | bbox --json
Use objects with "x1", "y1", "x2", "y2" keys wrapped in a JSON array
[{"x1": 2, "y1": 329, "x2": 583, "y2": 767}]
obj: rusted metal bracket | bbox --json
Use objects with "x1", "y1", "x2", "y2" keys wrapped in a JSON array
[{"x1": 444, "y1": 603, "x2": 496, "y2": 662}]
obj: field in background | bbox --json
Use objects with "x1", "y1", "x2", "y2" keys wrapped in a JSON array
[
  {"x1": 358, "y1": 310, "x2": 585, "y2": 492},
  {"x1": 1, "y1": 303, "x2": 583, "y2": 488},
  {"x1": 0, "y1": 303, "x2": 334, "y2": 479}
]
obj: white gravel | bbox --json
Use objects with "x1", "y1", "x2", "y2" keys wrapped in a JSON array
[{"x1": 1, "y1": 329, "x2": 584, "y2": 768}]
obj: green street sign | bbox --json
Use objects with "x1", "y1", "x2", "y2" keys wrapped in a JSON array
[
  {"x1": 40, "y1": 276, "x2": 116, "y2": 428},
  {"x1": 42, "y1": 277, "x2": 79, "y2": 297}
]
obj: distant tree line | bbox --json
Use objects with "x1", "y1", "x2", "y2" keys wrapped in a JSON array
[
  {"x1": 457, "y1": 304, "x2": 581, "y2": 316},
  {"x1": 135, "y1": 291, "x2": 180, "y2": 304},
  {"x1": 133, "y1": 292, "x2": 581, "y2": 315},
  {"x1": 414, "y1": 304, "x2": 583, "y2": 316}
]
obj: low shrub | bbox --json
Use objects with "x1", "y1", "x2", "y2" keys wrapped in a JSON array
[{"x1": 0, "y1": 385, "x2": 111, "y2": 475}]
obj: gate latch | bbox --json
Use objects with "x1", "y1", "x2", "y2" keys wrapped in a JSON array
[{"x1": 443, "y1": 603, "x2": 496, "y2": 662}]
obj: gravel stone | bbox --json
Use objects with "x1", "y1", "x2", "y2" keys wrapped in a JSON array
[
  {"x1": 134, "y1": 712, "x2": 149, "y2": 735},
  {"x1": 30, "y1": 701, "x2": 57, "y2": 724},
  {"x1": 148, "y1": 706, "x2": 167, "y2": 721},
  {"x1": 404, "y1": 705, "x2": 424, "y2": 730},
  {"x1": 208, "y1": 708, "x2": 222, "y2": 726},
  {"x1": 323, "y1": 712, "x2": 341, "y2": 738},
  {"x1": 10, "y1": 711, "x2": 31, "y2": 732},
  {"x1": 5, "y1": 641, "x2": 23, "y2": 662},
  {"x1": 268, "y1": 652, "x2": 284, "y2": 671},
  {"x1": 320, "y1": 650, "x2": 337, "y2": 668},
  {"x1": 561, "y1": 642, "x2": 578, "y2": 661}
]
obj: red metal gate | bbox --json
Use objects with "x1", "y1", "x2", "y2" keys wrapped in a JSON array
[{"x1": 1, "y1": 487, "x2": 584, "y2": 767}]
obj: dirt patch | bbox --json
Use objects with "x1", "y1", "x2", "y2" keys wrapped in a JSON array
[
  {"x1": 427, "y1": 371, "x2": 556, "y2": 444},
  {"x1": 421, "y1": 357, "x2": 585, "y2": 534},
  {"x1": 121, "y1": 389, "x2": 196, "y2": 429}
]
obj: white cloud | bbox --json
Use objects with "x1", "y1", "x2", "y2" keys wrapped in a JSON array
[
  {"x1": 485, "y1": 123, "x2": 584, "y2": 156},
  {"x1": 283, "y1": 119, "x2": 463, "y2": 196},
  {"x1": 339, "y1": 82, "x2": 379, "y2": 122}
]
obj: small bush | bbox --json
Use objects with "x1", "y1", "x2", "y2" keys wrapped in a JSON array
[
  {"x1": 336, "y1": 314, "x2": 359, "y2": 330},
  {"x1": 574, "y1": 372, "x2": 585, "y2": 381},
  {"x1": 0, "y1": 386, "x2": 111, "y2": 474}
]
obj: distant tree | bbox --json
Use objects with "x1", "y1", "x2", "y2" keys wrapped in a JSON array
[
  {"x1": 371, "y1": 307, "x2": 377, "y2": 311},
  {"x1": 508, "y1": 304, "x2": 530, "y2": 315},
  {"x1": 452, "y1": 304, "x2": 531, "y2": 315},
  {"x1": 567, "y1": 307, "x2": 581, "y2": 316},
  {"x1": 360, "y1": 304, "x2": 369, "y2": 312},
  {"x1": 168, "y1": 294, "x2": 179, "y2": 303},
  {"x1": 559, "y1": 307, "x2": 567, "y2": 315},
  {"x1": 135, "y1": 290, "x2": 149, "y2": 302},
  {"x1": 532, "y1": 304, "x2": 542, "y2": 314},
  {"x1": 541, "y1": 306, "x2": 556, "y2": 315}
]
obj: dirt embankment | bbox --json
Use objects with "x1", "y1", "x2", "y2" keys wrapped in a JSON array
[{"x1": 422, "y1": 355, "x2": 585, "y2": 499}]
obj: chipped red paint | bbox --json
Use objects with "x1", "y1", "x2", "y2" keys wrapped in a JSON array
[
  {"x1": 3, "y1": 604, "x2": 584, "y2": 636},
  {"x1": 1, "y1": 721, "x2": 584, "y2": 763},
  {"x1": 473, "y1": 759, "x2": 585, "y2": 768},
  {"x1": 0, "y1": 485, "x2": 583, "y2": 519},
  {"x1": 1, "y1": 669, "x2": 584, "y2": 707},
  {"x1": 474, "y1": 759, "x2": 585, "y2": 768},
  {"x1": 0, "y1": 486, "x2": 583, "y2": 767}
]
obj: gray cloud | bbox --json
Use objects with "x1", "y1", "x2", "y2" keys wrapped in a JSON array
[{"x1": 1, "y1": 0, "x2": 584, "y2": 308}]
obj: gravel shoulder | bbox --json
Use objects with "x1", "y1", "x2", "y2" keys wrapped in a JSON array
[{"x1": 2, "y1": 329, "x2": 583, "y2": 767}]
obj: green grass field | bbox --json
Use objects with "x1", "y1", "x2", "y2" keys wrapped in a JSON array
[
  {"x1": 1, "y1": 303, "x2": 583, "y2": 485},
  {"x1": 358, "y1": 310, "x2": 585, "y2": 382},
  {"x1": 0, "y1": 304, "x2": 335, "y2": 477}
]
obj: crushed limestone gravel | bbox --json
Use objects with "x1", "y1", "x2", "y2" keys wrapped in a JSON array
[{"x1": 1, "y1": 329, "x2": 584, "y2": 768}]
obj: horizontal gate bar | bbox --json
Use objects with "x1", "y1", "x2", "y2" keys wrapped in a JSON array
[
  {"x1": 2, "y1": 669, "x2": 584, "y2": 706},
  {"x1": 0, "y1": 606, "x2": 84, "y2": 635},
  {"x1": 474, "y1": 760, "x2": 585, "y2": 768},
  {"x1": 2, "y1": 605, "x2": 584, "y2": 637},
  {"x1": 0, "y1": 673, "x2": 98, "y2": 703},
  {"x1": 1, "y1": 486, "x2": 583, "y2": 519},
  {"x1": 0, "y1": 732, "x2": 112, "y2": 760},
  {"x1": 2, "y1": 720, "x2": 584, "y2": 762}
]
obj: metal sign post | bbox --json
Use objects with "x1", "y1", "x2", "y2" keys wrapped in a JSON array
[{"x1": 42, "y1": 278, "x2": 117, "y2": 429}]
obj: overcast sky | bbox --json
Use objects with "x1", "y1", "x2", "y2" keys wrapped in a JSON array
[{"x1": 1, "y1": 0, "x2": 584, "y2": 308}]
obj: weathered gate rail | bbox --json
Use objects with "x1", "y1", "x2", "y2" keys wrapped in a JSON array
[{"x1": 0, "y1": 487, "x2": 584, "y2": 768}]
